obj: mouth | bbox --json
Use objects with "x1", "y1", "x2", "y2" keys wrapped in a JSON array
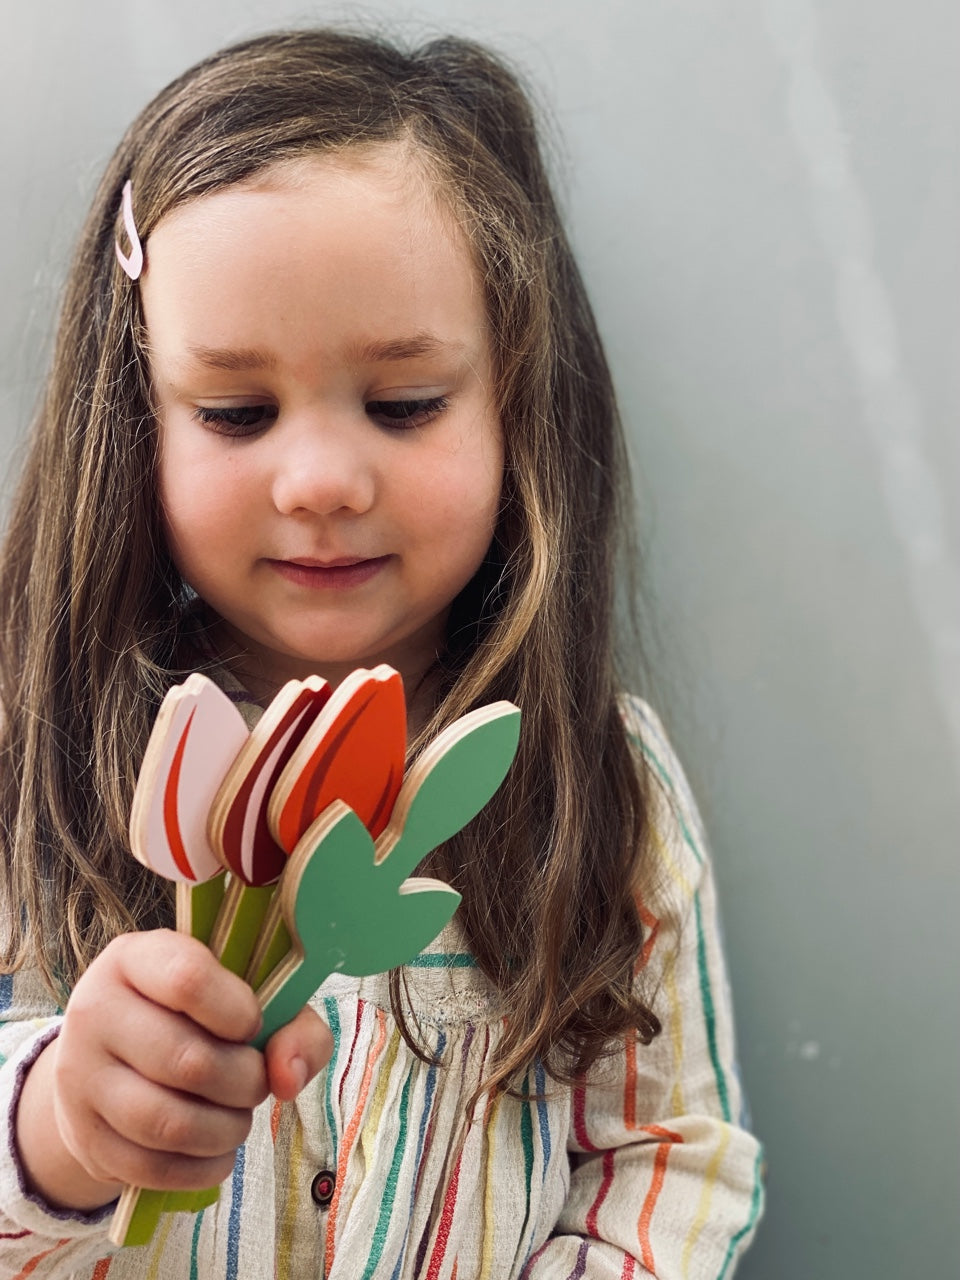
[
  {"x1": 287, "y1": 556, "x2": 370, "y2": 568},
  {"x1": 266, "y1": 555, "x2": 391, "y2": 589}
]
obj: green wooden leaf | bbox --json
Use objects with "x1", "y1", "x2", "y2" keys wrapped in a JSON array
[
  {"x1": 253, "y1": 705, "x2": 518, "y2": 1049},
  {"x1": 376, "y1": 704, "x2": 520, "y2": 888},
  {"x1": 254, "y1": 807, "x2": 459, "y2": 1048}
]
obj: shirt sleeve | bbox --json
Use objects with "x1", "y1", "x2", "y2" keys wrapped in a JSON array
[
  {"x1": 0, "y1": 966, "x2": 121, "y2": 1277},
  {"x1": 522, "y1": 698, "x2": 765, "y2": 1279}
]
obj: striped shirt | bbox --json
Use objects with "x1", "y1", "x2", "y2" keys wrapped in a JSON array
[{"x1": 0, "y1": 697, "x2": 763, "y2": 1278}]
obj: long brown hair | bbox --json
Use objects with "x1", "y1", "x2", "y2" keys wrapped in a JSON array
[{"x1": 0, "y1": 29, "x2": 661, "y2": 1089}]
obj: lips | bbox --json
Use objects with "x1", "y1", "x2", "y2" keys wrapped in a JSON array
[
  {"x1": 267, "y1": 555, "x2": 390, "y2": 589},
  {"x1": 286, "y1": 556, "x2": 371, "y2": 569}
]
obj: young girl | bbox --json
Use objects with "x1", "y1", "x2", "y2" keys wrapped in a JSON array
[{"x1": 0, "y1": 28, "x2": 763, "y2": 1279}]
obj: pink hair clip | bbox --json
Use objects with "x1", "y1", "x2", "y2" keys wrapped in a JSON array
[{"x1": 115, "y1": 179, "x2": 144, "y2": 281}]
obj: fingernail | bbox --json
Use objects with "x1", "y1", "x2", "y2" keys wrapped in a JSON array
[{"x1": 291, "y1": 1056, "x2": 308, "y2": 1092}]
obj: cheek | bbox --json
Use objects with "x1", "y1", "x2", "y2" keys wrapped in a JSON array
[
  {"x1": 418, "y1": 455, "x2": 501, "y2": 550},
  {"x1": 423, "y1": 418, "x2": 503, "y2": 531},
  {"x1": 157, "y1": 454, "x2": 232, "y2": 571},
  {"x1": 157, "y1": 424, "x2": 247, "y2": 545},
  {"x1": 470, "y1": 442, "x2": 504, "y2": 544}
]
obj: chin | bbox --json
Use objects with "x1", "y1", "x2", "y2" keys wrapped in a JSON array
[{"x1": 275, "y1": 637, "x2": 388, "y2": 671}]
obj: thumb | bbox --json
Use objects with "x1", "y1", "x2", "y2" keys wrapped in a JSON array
[{"x1": 263, "y1": 1004, "x2": 334, "y2": 1101}]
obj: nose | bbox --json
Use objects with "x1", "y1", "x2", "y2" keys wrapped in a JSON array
[{"x1": 270, "y1": 414, "x2": 375, "y2": 517}]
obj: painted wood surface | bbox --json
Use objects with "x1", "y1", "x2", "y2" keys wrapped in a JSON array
[
  {"x1": 128, "y1": 674, "x2": 250, "y2": 883},
  {"x1": 208, "y1": 676, "x2": 330, "y2": 885},
  {"x1": 246, "y1": 666, "x2": 406, "y2": 987},
  {"x1": 268, "y1": 665, "x2": 405, "y2": 851},
  {"x1": 206, "y1": 677, "x2": 330, "y2": 975}
]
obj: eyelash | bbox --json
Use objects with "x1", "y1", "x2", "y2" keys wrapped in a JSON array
[
  {"x1": 193, "y1": 405, "x2": 278, "y2": 437},
  {"x1": 193, "y1": 396, "x2": 449, "y2": 437},
  {"x1": 366, "y1": 396, "x2": 448, "y2": 429}
]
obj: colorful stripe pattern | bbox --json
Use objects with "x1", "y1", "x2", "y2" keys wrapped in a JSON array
[{"x1": 0, "y1": 696, "x2": 762, "y2": 1278}]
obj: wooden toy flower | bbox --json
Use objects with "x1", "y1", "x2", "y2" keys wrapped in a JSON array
[
  {"x1": 245, "y1": 665, "x2": 408, "y2": 987},
  {"x1": 127, "y1": 673, "x2": 250, "y2": 941},
  {"x1": 253, "y1": 700, "x2": 521, "y2": 1047},
  {"x1": 112, "y1": 666, "x2": 520, "y2": 1249}
]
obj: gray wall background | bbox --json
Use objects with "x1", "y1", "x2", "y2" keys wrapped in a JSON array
[{"x1": 2, "y1": 2, "x2": 957, "y2": 1276}]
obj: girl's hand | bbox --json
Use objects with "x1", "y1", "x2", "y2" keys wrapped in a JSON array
[{"x1": 15, "y1": 930, "x2": 332, "y2": 1213}]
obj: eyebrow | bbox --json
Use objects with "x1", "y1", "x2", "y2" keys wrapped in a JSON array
[
  {"x1": 350, "y1": 333, "x2": 460, "y2": 363},
  {"x1": 184, "y1": 332, "x2": 462, "y2": 373},
  {"x1": 185, "y1": 344, "x2": 278, "y2": 372}
]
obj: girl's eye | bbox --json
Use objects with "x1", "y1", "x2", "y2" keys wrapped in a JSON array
[
  {"x1": 194, "y1": 404, "x2": 278, "y2": 437},
  {"x1": 365, "y1": 396, "x2": 448, "y2": 430}
]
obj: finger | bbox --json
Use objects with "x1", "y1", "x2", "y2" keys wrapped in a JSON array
[
  {"x1": 63, "y1": 957, "x2": 268, "y2": 1109},
  {"x1": 101, "y1": 1003, "x2": 268, "y2": 1109},
  {"x1": 94, "y1": 1061, "x2": 253, "y2": 1158},
  {"x1": 53, "y1": 1067, "x2": 244, "y2": 1193},
  {"x1": 105, "y1": 931, "x2": 263, "y2": 1043},
  {"x1": 68, "y1": 1116, "x2": 240, "y2": 1193},
  {"x1": 263, "y1": 1005, "x2": 333, "y2": 1102}
]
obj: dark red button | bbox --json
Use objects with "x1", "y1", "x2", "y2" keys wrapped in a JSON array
[{"x1": 311, "y1": 1170, "x2": 336, "y2": 1208}]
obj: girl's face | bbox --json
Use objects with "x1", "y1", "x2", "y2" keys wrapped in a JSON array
[{"x1": 142, "y1": 149, "x2": 503, "y2": 699}]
